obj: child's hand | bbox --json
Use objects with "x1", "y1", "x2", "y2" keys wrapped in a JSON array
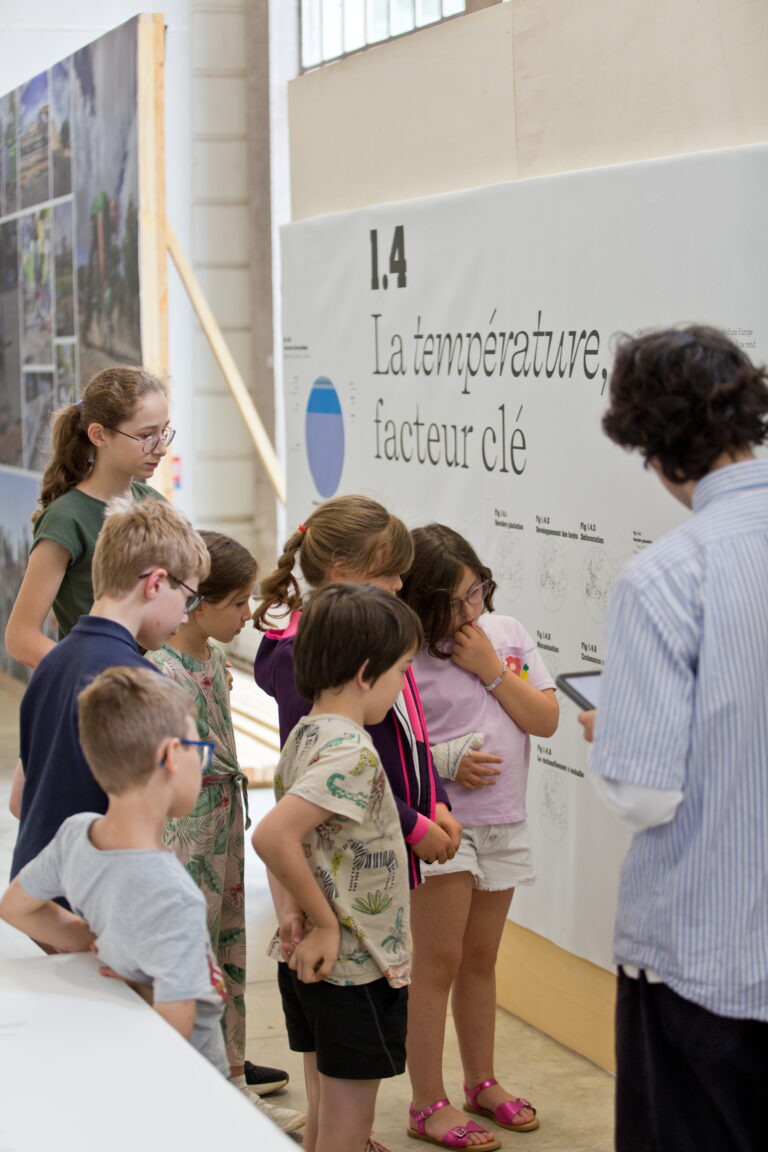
[
  {"x1": 94, "y1": 949, "x2": 154, "y2": 1004},
  {"x1": 452, "y1": 622, "x2": 501, "y2": 684},
  {"x1": 412, "y1": 818, "x2": 455, "y2": 865},
  {"x1": 278, "y1": 910, "x2": 307, "y2": 960},
  {"x1": 225, "y1": 660, "x2": 234, "y2": 693},
  {"x1": 455, "y1": 749, "x2": 503, "y2": 790},
  {"x1": 433, "y1": 803, "x2": 462, "y2": 853},
  {"x1": 289, "y1": 923, "x2": 340, "y2": 983}
]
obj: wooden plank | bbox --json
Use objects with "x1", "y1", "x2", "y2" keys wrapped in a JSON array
[
  {"x1": 167, "y1": 223, "x2": 287, "y2": 505},
  {"x1": 137, "y1": 13, "x2": 171, "y2": 499},
  {"x1": 230, "y1": 702, "x2": 280, "y2": 735},
  {"x1": 496, "y1": 920, "x2": 616, "y2": 1072}
]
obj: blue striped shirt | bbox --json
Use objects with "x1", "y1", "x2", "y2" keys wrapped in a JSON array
[{"x1": 591, "y1": 459, "x2": 768, "y2": 1020}]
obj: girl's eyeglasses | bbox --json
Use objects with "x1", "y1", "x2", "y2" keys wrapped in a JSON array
[
  {"x1": 138, "y1": 572, "x2": 204, "y2": 612},
  {"x1": 180, "y1": 739, "x2": 215, "y2": 772},
  {"x1": 108, "y1": 426, "x2": 176, "y2": 454},
  {"x1": 449, "y1": 580, "x2": 491, "y2": 613}
]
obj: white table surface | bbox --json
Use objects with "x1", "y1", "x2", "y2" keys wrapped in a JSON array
[{"x1": 0, "y1": 950, "x2": 294, "y2": 1151}]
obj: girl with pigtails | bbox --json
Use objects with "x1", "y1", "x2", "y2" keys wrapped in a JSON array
[
  {"x1": 5, "y1": 367, "x2": 171, "y2": 669},
  {"x1": 253, "y1": 494, "x2": 460, "y2": 889}
]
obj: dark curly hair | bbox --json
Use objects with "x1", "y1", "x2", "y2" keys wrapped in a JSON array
[
  {"x1": 603, "y1": 326, "x2": 768, "y2": 482},
  {"x1": 400, "y1": 524, "x2": 496, "y2": 659}
]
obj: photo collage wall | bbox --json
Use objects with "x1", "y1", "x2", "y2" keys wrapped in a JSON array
[{"x1": 0, "y1": 17, "x2": 143, "y2": 678}]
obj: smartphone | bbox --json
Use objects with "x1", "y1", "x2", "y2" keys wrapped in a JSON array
[{"x1": 555, "y1": 671, "x2": 602, "y2": 711}]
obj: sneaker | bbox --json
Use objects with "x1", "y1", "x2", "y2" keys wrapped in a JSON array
[
  {"x1": 251, "y1": 1093, "x2": 306, "y2": 1134},
  {"x1": 244, "y1": 1060, "x2": 289, "y2": 1095},
  {"x1": 232, "y1": 1079, "x2": 306, "y2": 1134}
]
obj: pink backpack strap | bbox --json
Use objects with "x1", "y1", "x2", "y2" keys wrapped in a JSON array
[
  {"x1": 401, "y1": 671, "x2": 424, "y2": 741},
  {"x1": 403, "y1": 670, "x2": 437, "y2": 821},
  {"x1": 263, "y1": 608, "x2": 302, "y2": 641}
]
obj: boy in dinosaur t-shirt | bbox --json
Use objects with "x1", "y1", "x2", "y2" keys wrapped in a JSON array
[{"x1": 252, "y1": 582, "x2": 424, "y2": 1152}]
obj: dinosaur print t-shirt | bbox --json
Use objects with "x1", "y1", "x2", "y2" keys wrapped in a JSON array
[{"x1": 273, "y1": 713, "x2": 410, "y2": 989}]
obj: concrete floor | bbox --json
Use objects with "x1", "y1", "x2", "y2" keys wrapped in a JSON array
[{"x1": 0, "y1": 672, "x2": 614, "y2": 1150}]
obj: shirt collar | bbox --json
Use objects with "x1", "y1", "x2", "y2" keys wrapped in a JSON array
[
  {"x1": 70, "y1": 616, "x2": 139, "y2": 648},
  {"x1": 692, "y1": 459, "x2": 768, "y2": 514}
]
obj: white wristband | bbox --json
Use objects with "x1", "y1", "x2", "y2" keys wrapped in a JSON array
[{"x1": 484, "y1": 665, "x2": 506, "y2": 692}]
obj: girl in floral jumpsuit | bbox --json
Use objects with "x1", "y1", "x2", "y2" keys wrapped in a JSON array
[{"x1": 148, "y1": 532, "x2": 257, "y2": 1076}]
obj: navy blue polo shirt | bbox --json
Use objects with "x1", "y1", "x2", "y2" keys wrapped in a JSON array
[{"x1": 11, "y1": 616, "x2": 160, "y2": 880}]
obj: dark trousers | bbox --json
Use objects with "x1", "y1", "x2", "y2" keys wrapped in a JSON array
[{"x1": 615, "y1": 969, "x2": 768, "y2": 1152}]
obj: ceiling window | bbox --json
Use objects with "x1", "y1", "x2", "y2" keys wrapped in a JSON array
[{"x1": 301, "y1": 0, "x2": 467, "y2": 69}]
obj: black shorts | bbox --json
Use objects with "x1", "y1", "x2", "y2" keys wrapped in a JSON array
[{"x1": 277, "y1": 962, "x2": 408, "y2": 1080}]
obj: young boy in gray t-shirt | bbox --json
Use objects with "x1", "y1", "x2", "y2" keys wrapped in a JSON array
[{"x1": 0, "y1": 666, "x2": 228, "y2": 1076}]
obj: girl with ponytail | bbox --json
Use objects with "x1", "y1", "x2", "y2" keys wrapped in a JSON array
[{"x1": 5, "y1": 366, "x2": 172, "y2": 668}]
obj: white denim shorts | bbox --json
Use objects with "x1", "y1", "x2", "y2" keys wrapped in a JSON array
[{"x1": 421, "y1": 821, "x2": 535, "y2": 891}]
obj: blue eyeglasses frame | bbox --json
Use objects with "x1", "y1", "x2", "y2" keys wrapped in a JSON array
[{"x1": 179, "y1": 738, "x2": 215, "y2": 771}]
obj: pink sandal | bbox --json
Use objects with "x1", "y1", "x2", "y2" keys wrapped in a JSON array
[
  {"x1": 408, "y1": 1099, "x2": 501, "y2": 1150},
  {"x1": 464, "y1": 1078, "x2": 539, "y2": 1132}
]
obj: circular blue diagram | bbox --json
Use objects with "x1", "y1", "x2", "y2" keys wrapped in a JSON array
[{"x1": 305, "y1": 377, "x2": 345, "y2": 498}]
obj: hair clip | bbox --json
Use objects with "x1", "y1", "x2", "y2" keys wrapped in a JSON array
[{"x1": 298, "y1": 524, "x2": 307, "y2": 534}]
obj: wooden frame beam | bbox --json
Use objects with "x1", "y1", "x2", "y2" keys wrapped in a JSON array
[{"x1": 166, "y1": 223, "x2": 287, "y2": 506}]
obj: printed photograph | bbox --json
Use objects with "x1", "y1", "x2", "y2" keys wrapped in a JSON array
[
  {"x1": 55, "y1": 341, "x2": 77, "y2": 407},
  {"x1": 20, "y1": 209, "x2": 53, "y2": 366},
  {"x1": 51, "y1": 60, "x2": 72, "y2": 198},
  {"x1": 22, "y1": 370, "x2": 53, "y2": 471},
  {"x1": 0, "y1": 91, "x2": 19, "y2": 216},
  {"x1": 0, "y1": 219, "x2": 22, "y2": 466},
  {"x1": 19, "y1": 71, "x2": 50, "y2": 209},
  {"x1": 53, "y1": 200, "x2": 75, "y2": 337},
  {"x1": 73, "y1": 19, "x2": 141, "y2": 382},
  {"x1": 1, "y1": 16, "x2": 144, "y2": 487},
  {"x1": 0, "y1": 468, "x2": 48, "y2": 682}
]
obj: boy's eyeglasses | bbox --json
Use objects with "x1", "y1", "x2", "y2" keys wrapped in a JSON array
[
  {"x1": 108, "y1": 426, "x2": 176, "y2": 454},
  {"x1": 138, "y1": 572, "x2": 204, "y2": 612},
  {"x1": 179, "y1": 739, "x2": 215, "y2": 771},
  {"x1": 449, "y1": 580, "x2": 491, "y2": 613},
  {"x1": 171, "y1": 576, "x2": 204, "y2": 612}
]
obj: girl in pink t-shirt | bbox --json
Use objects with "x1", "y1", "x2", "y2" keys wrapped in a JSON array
[{"x1": 400, "y1": 523, "x2": 559, "y2": 1145}]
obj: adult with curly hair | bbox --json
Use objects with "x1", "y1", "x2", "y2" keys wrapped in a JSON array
[{"x1": 582, "y1": 325, "x2": 768, "y2": 1151}]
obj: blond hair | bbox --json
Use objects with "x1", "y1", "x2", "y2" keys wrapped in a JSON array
[
  {"x1": 78, "y1": 666, "x2": 197, "y2": 795},
  {"x1": 35, "y1": 366, "x2": 168, "y2": 519},
  {"x1": 254, "y1": 494, "x2": 413, "y2": 630},
  {"x1": 92, "y1": 498, "x2": 210, "y2": 599}
]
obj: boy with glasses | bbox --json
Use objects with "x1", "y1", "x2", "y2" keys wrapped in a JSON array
[
  {"x1": 0, "y1": 666, "x2": 231, "y2": 1074},
  {"x1": 9, "y1": 497, "x2": 209, "y2": 884}
]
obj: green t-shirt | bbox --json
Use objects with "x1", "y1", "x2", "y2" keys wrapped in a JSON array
[{"x1": 32, "y1": 481, "x2": 165, "y2": 639}]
